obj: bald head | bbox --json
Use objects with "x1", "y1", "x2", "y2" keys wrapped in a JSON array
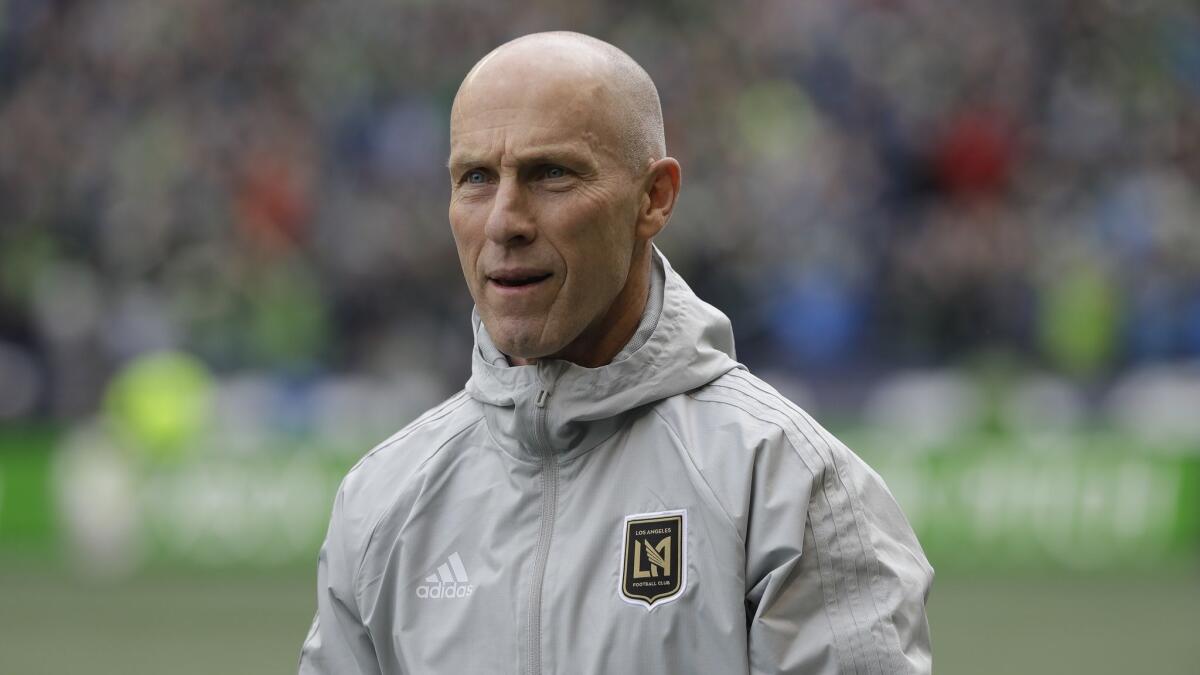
[
  {"x1": 452, "y1": 31, "x2": 666, "y2": 173},
  {"x1": 447, "y1": 32, "x2": 682, "y2": 366}
]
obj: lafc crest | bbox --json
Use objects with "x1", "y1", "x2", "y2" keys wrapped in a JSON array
[{"x1": 620, "y1": 509, "x2": 686, "y2": 610}]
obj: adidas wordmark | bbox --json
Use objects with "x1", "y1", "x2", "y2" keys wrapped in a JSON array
[{"x1": 415, "y1": 551, "x2": 475, "y2": 599}]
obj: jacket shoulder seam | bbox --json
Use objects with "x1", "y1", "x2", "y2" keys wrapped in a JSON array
[
  {"x1": 686, "y1": 384, "x2": 823, "y2": 476},
  {"x1": 340, "y1": 392, "x2": 478, "y2": 596},
  {"x1": 352, "y1": 413, "x2": 484, "y2": 603},
  {"x1": 346, "y1": 390, "x2": 471, "y2": 476},
  {"x1": 685, "y1": 388, "x2": 870, "y2": 667},
  {"x1": 649, "y1": 407, "x2": 747, "y2": 549},
  {"x1": 706, "y1": 372, "x2": 906, "y2": 673}
]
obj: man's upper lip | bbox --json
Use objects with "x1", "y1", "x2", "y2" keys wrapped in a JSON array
[{"x1": 488, "y1": 268, "x2": 552, "y2": 282}]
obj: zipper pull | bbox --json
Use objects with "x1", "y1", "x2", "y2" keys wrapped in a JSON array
[{"x1": 535, "y1": 389, "x2": 549, "y2": 408}]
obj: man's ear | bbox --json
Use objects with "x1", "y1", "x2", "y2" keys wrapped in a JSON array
[{"x1": 636, "y1": 158, "x2": 681, "y2": 240}]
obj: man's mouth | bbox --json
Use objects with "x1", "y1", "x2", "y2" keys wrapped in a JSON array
[{"x1": 488, "y1": 272, "x2": 553, "y2": 288}]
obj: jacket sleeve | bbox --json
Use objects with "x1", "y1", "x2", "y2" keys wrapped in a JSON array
[
  {"x1": 298, "y1": 485, "x2": 382, "y2": 675},
  {"x1": 745, "y1": 426, "x2": 933, "y2": 675}
]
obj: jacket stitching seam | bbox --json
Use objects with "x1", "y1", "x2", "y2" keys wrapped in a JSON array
[
  {"x1": 355, "y1": 414, "x2": 483, "y2": 591},
  {"x1": 649, "y1": 407, "x2": 747, "y2": 549},
  {"x1": 715, "y1": 374, "x2": 900, "y2": 674},
  {"x1": 707, "y1": 378, "x2": 886, "y2": 674},
  {"x1": 686, "y1": 389, "x2": 856, "y2": 667},
  {"x1": 724, "y1": 372, "x2": 905, "y2": 673},
  {"x1": 347, "y1": 391, "x2": 469, "y2": 476},
  {"x1": 695, "y1": 381, "x2": 889, "y2": 674},
  {"x1": 350, "y1": 402, "x2": 480, "y2": 602},
  {"x1": 477, "y1": 406, "x2": 544, "y2": 467}
]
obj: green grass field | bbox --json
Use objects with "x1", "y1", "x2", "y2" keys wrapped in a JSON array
[{"x1": 1, "y1": 566, "x2": 1196, "y2": 674}]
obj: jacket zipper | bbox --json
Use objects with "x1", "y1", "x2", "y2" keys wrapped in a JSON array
[{"x1": 525, "y1": 374, "x2": 557, "y2": 675}]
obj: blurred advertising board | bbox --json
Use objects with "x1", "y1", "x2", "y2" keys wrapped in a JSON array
[
  {"x1": 1, "y1": 426, "x2": 1197, "y2": 575},
  {"x1": 854, "y1": 434, "x2": 1200, "y2": 571}
]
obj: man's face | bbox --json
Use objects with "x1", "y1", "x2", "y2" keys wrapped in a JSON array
[{"x1": 448, "y1": 61, "x2": 641, "y2": 361}]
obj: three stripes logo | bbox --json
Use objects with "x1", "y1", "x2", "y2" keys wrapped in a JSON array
[{"x1": 415, "y1": 551, "x2": 475, "y2": 599}]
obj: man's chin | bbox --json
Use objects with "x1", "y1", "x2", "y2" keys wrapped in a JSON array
[{"x1": 486, "y1": 324, "x2": 562, "y2": 364}]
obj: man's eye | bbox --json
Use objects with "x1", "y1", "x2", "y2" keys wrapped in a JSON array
[
  {"x1": 542, "y1": 166, "x2": 567, "y2": 179},
  {"x1": 464, "y1": 170, "x2": 487, "y2": 184}
]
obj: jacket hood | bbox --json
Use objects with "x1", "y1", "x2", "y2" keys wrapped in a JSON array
[{"x1": 465, "y1": 248, "x2": 740, "y2": 461}]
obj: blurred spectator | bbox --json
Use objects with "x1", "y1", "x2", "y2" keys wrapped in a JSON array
[{"x1": 1, "y1": 0, "x2": 1198, "y2": 421}]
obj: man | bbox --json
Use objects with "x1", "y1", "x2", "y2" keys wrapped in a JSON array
[{"x1": 300, "y1": 31, "x2": 932, "y2": 675}]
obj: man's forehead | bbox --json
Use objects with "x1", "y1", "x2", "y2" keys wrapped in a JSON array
[
  {"x1": 453, "y1": 62, "x2": 601, "y2": 124},
  {"x1": 448, "y1": 123, "x2": 603, "y2": 170},
  {"x1": 449, "y1": 75, "x2": 618, "y2": 165}
]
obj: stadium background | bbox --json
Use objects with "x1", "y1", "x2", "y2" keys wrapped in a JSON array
[{"x1": 2, "y1": 0, "x2": 1199, "y2": 672}]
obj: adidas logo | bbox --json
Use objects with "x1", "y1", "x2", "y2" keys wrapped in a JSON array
[{"x1": 415, "y1": 551, "x2": 475, "y2": 599}]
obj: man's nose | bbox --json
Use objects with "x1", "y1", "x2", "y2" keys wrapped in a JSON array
[{"x1": 483, "y1": 177, "x2": 536, "y2": 246}]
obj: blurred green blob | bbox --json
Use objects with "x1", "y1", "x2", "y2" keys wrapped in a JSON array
[
  {"x1": 112, "y1": 111, "x2": 191, "y2": 205},
  {"x1": 1039, "y1": 264, "x2": 1119, "y2": 376},
  {"x1": 733, "y1": 80, "x2": 816, "y2": 165},
  {"x1": 0, "y1": 227, "x2": 56, "y2": 305},
  {"x1": 247, "y1": 262, "x2": 329, "y2": 369},
  {"x1": 103, "y1": 351, "x2": 214, "y2": 461}
]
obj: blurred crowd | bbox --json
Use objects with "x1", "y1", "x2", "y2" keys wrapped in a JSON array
[{"x1": 1, "y1": 0, "x2": 1199, "y2": 424}]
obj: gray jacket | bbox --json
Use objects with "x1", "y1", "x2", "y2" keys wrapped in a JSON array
[{"x1": 299, "y1": 250, "x2": 933, "y2": 674}]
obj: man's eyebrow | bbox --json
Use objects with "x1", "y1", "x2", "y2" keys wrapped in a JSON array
[
  {"x1": 511, "y1": 144, "x2": 594, "y2": 165},
  {"x1": 447, "y1": 145, "x2": 595, "y2": 172},
  {"x1": 447, "y1": 154, "x2": 483, "y2": 171}
]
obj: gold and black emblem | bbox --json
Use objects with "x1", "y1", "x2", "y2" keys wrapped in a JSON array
[{"x1": 620, "y1": 509, "x2": 686, "y2": 610}]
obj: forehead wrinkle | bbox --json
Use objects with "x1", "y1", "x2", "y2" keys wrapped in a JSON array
[
  {"x1": 452, "y1": 54, "x2": 599, "y2": 127},
  {"x1": 451, "y1": 86, "x2": 620, "y2": 172},
  {"x1": 451, "y1": 81, "x2": 593, "y2": 145},
  {"x1": 507, "y1": 142, "x2": 597, "y2": 170},
  {"x1": 449, "y1": 131, "x2": 602, "y2": 177}
]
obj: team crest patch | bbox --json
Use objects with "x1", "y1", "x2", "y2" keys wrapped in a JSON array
[{"x1": 620, "y1": 509, "x2": 686, "y2": 610}]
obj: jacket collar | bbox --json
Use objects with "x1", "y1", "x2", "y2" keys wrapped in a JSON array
[{"x1": 466, "y1": 248, "x2": 740, "y2": 462}]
